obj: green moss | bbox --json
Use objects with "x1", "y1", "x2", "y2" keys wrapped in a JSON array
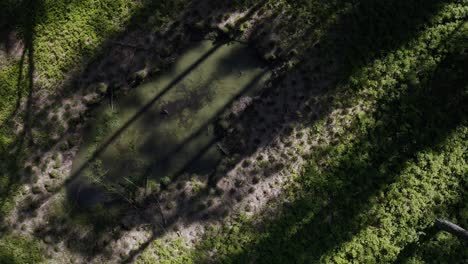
[
  {"x1": 0, "y1": 234, "x2": 44, "y2": 264},
  {"x1": 136, "y1": 238, "x2": 193, "y2": 264}
]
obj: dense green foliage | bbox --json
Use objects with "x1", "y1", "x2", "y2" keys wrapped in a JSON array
[{"x1": 0, "y1": 234, "x2": 43, "y2": 264}]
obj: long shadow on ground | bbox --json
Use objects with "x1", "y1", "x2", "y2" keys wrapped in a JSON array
[
  {"x1": 188, "y1": 3, "x2": 467, "y2": 263},
  {"x1": 6, "y1": 0, "x2": 275, "y2": 261},
  {"x1": 218, "y1": 45, "x2": 467, "y2": 263},
  {"x1": 116, "y1": 0, "x2": 462, "y2": 262}
]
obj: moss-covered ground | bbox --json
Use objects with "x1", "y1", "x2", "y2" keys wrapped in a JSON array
[{"x1": 0, "y1": 0, "x2": 466, "y2": 263}]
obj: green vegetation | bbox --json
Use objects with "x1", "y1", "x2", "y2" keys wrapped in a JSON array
[
  {"x1": 137, "y1": 238, "x2": 192, "y2": 264},
  {"x1": 0, "y1": 234, "x2": 43, "y2": 264},
  {"x1": 0, "y1": 0, "x2": 466, "y2": 262}
]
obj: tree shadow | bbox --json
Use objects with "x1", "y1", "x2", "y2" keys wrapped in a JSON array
[
  {"x1": 192, "y1": 13, "x2": 467, "y2": 263},
  {"x1": 71, "y1": 0, "x2": 465, "y2": 261},
  {"x1": 116, "y1": 0, "x2": 463, "y2": 261},
  {"x1": 0, "y1": 0, "x2": 45, "y2": 227},
  {"x1": 1, "y1": 0, "x2": 45, "y2": 150},
  {"x1": 2, "y1": 0, "x2": 464, "y2": 262},
  {"x1": 4, "y1": 0, "x2": 277, "y2": 261},
  {"x1": 65, "y1": 48, "x2": 270, "y2": 260}
]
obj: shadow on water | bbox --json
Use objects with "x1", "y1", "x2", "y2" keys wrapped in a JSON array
[
  {"x1": 67, "y1": 40, "x2": 270, "y2": 208},
  {"x1": 61, "y1": 40, "x2": 270, "y2": 261}
]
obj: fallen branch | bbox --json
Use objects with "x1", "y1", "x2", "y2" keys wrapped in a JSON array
[
  {"x1": 435, "y1": 218, "x2": 468, "y2": 241},
  {"x1": 216, "y1": 143, "x2": 229, "y2": 155}
]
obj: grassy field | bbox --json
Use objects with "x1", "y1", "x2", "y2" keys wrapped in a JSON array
[{"x1": 0, "y1": 0, "x2": 466, "y2": 263}]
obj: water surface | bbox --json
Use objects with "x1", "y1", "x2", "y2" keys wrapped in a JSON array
[{"x1": 70, "y1": 40, "x2": 270, "y2": 206}]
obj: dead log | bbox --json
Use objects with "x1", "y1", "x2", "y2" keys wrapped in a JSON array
[{"x1": 435, "y1": 218, "x2": 468, "y2": 242}]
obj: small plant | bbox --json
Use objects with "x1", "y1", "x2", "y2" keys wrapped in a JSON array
[
  {"x1": 296, "y1": 131, "x2": 304, "y2": 138},
  {"x1": 191, "y1": 178, "x2": 204, "y2": 194},
  {"x1": 259, "y1": 160, "x2": 269, "y2": 168},
  {"x1": 49, "y1": 170, "x2": 60, "y2": 179},
  {"x1": 52, "y1": 161, "x2": 61, "y2": 169},
  {"x1": 220, "y1": 26, "x2": 230, "y2": 34},
  {"x1": 250, "y1": 167, "x2": 259, "y2": 175},
  {"x1": 147, "y1": 179, "x2": 161, "y2": 194},
  {"x1": 166, "y1": 201, "x2": 176, "y2": 210},
  {"x1": 234, "y1": 179, "x2": 244, "y2": 188},
  {"x1": 239, "y1": 22, "x2": 249, "y2": 34},
  {"x1": 161, "y1": 176, "x2": 171, "y2": 187}
]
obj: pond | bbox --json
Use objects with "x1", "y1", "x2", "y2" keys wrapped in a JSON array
[{"x1": 69, "y1": 40, "x2": 270, "y2": 207}]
